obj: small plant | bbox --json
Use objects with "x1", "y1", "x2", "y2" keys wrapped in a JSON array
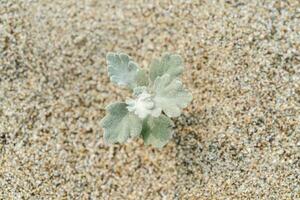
[{"x1": 100, "y1": 52, "x2": 192, "y2": 148}]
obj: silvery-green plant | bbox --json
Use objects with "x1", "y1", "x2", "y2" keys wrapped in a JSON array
[{"x1": 100, "y1": 53, "x2": 192, "y2": 148}]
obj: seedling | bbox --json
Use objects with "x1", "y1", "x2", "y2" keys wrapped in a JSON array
[{"x1": 100, "y1": 53, "x2": 192, "y2": 148}]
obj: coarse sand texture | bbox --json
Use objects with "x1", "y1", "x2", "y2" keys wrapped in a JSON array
[{"x1": 0, "y1": 0, "x2": 299, "y2": 199}]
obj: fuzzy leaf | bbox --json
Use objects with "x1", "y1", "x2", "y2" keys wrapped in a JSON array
[
  {"x1": 153, "y1": 74, "x2": 192, "y2": 117},
  {"x1": 107, "y1": 52, "x2": 147, "y2": 89},
  {"x1": 149, "y1": 53, "x2": 184, "y2": 82},
  {"x1": 126, "y1": 88, "x2": 160, "y2": 119},
  {"x1": 135, "y1": 69, "x2": 149, "y2": 87},
  {"x1": 141, "y1": 115, "x2": 174, "y2": 148},
  {"x1": 100, "y1": 102, "x2": 142, "y2": 144},
  {"x1": 133, "y1": 86, "x2": 147, "y2": 96}
]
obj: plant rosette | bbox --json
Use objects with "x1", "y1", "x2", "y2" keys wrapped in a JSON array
[{"x1": 100, "y1": 53, "x2": 192, "y2": 148}]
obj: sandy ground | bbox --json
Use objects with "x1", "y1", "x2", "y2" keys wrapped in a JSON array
[{"x1": 0, "y1": 0, "x2": 300, "y2": 199}]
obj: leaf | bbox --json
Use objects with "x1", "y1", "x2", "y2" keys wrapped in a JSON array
[
  {"x1": 135, "y1": 69, "x2": 149, "y2": 87},
  {"x1": 100, "y1": 102, "x2": 142, "y2": 144},
  {"x1": 107, "y1": 52, "x2": 148, "y2": 89},
  {"x1": 126, "y1": 91, "x2": 155, "y2": 119},
  {"x1": 152, "y1": 74, "x2": 192, "y2": 117},
  {"x1": 141, "y1": 115, "x2": 174, "y2": 148},
  {"x1": 132, "y1": 86, "x2": 148, "y2": 96},
  {"x1": 149, "y1": 53, "x2": 184, "y2": 82}
]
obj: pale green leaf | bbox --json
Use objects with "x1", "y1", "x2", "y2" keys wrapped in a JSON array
[
  {"x1": 153, "y1": 74, "x2": 192, "y2": 117},
  {"x1": 141, "y1": 115, "x2": 174, "y2": 148},
  {"x1": 100, "y1": 102, "x2": 142, "y2": 144},
  {"x1": 149, "y1": 53, "x2": 184, "y2": 82},
  {"x1": 107, "y1": 52, "x2": 147, "y2": 89},
  {"x1": 135, "y1": 69, "x2": 149, "y2": 87},
  {"x1": 132, "y1": 86, "x2": 147, "y2": 96}
]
